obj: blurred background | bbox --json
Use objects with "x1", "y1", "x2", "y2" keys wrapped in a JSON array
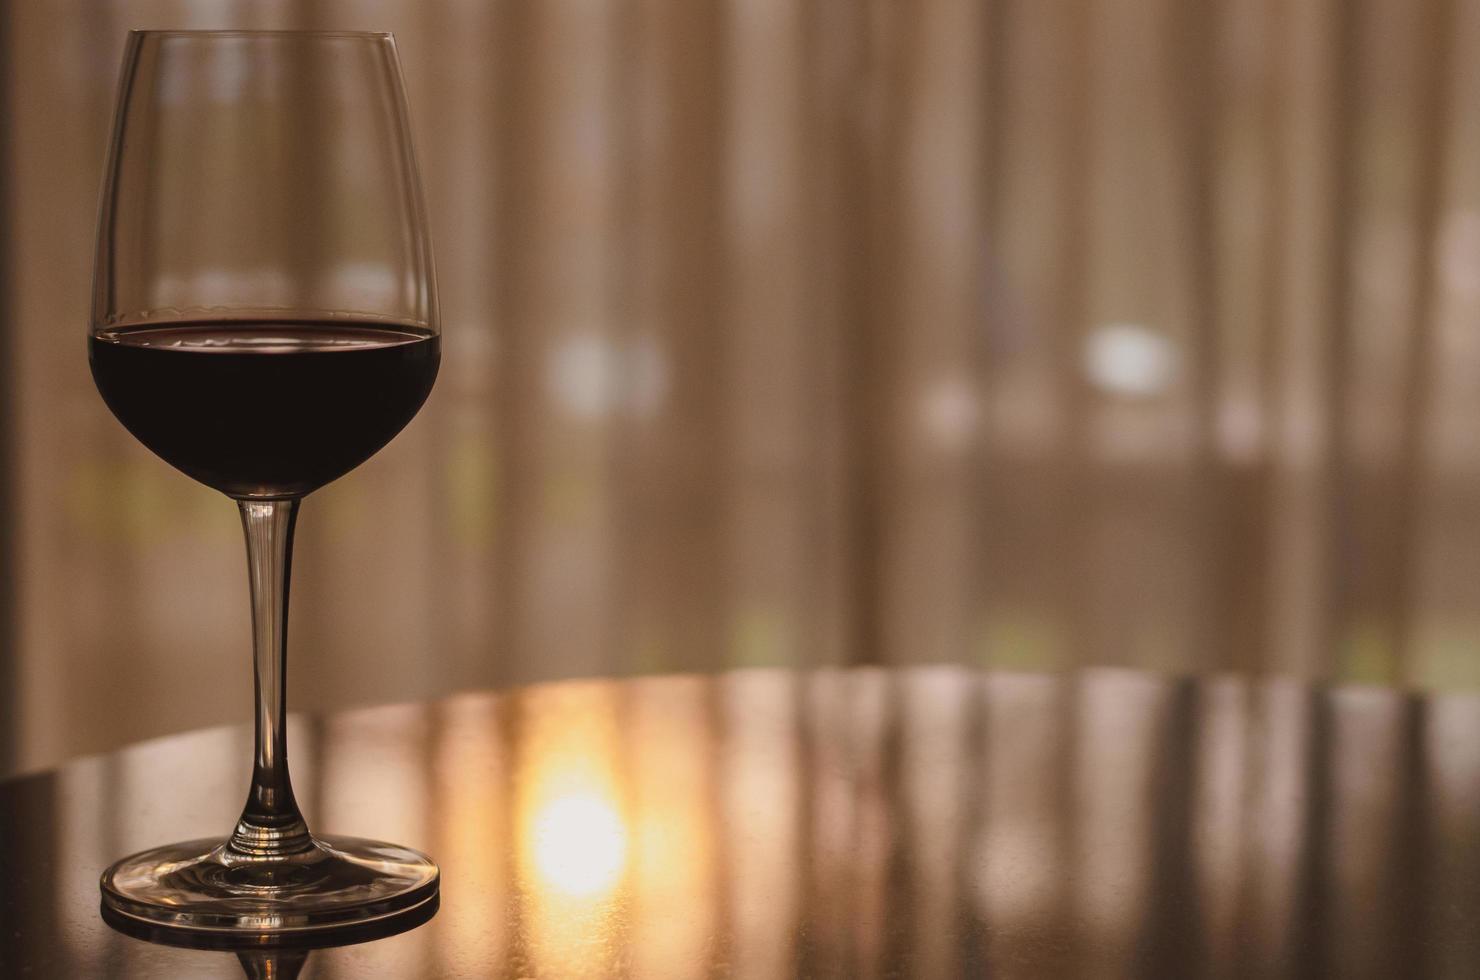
[{"x1": 3, "y1": 0, "x2": 1480, "y2": 777}]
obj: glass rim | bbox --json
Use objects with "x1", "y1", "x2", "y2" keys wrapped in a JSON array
[{"x1": 127, "y1": 29, "x2": 396, "y2": 40}]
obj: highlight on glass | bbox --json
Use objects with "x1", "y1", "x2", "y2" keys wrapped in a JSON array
[{"x1": 89, "y1": 30, "x2": 441, "y2": 937}]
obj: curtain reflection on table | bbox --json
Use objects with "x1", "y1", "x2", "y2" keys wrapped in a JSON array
[{"x1": 39, "y1": 668, "x2": 1479, "y2": 978}]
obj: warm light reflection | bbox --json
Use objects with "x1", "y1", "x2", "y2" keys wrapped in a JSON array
[
  {"x1": 904, "y1": 669, "x2": 971, "y2": 979},
  {"x1": 531, "y1": 790, "x2": 627, "y2": 897},
  {"x1": 628, "y1": 677, "x2": 716, "y2": 977},
  {"x1": 515, "y1": 681, "x2": 628, "y2": 977},
  {"x1": 433, "y1": 696, "x2": 508, "y2": 976},
  {"x1": 318, "y1": 706, "x2": 433, "y2": 976},
  {"x1": 722, "y1": 671, "x2": 801, "y2": 980}
]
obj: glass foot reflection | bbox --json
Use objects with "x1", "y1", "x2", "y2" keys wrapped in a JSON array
[
  {"x1": 100, "y1": 834, "x2": 439, "y2": 938},
  {"x1": 237, "y1": 949, "x2": 310, "y2": 980}
]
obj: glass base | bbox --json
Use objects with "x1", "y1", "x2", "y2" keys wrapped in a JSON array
[{"x1": 100, "y1": 834, "x2": 439, "y2": 939}]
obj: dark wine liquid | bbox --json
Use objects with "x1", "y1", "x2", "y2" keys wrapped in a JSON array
[{"x1": 89, "y1": 321, "x2": 440, "y2": 497}]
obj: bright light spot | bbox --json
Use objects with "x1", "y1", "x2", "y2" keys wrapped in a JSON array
[
  {"x1": 549, "y1": 334, "x2": 616, "y2": 418},
  {"x1": 918, "y1": 375, "x2": 979, "y2": 451},
  {"x1": 1083, "y1": 323, "x2": 1177, "y2": 397},
  {"x1": 547, "y1": 333, "x2": 669, "y2": 421},
  {"x1": 531, "y1": 792, "x2": 627, "y2": 897}
]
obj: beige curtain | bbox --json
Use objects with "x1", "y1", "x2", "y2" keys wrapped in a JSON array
[{"x1": 3, "y1": 0, "x2": 1477, "y2": 774}]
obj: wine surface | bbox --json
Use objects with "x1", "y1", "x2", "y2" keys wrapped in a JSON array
[{"x1": 90, "y1": 321, "x2": 440, "y2": 497}]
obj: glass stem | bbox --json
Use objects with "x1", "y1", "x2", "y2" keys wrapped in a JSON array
[{"x1": 229, "y1": 497, "x2": 313, "y2": 859}]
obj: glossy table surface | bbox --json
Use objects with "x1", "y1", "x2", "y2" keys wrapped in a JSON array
[{"x1": 2, "y1": 667, "x2": 1479, "y2": 978}]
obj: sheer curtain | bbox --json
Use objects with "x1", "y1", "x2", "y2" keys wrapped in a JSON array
[{"x1": 2, "y1": 0, "x2": 1476, "y2": 774}]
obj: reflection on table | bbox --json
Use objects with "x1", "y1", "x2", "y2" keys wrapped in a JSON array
[{"x1": 3, "y1": 667, "x2": 1478, "y2": 978}]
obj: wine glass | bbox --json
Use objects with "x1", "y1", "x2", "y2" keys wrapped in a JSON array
[{"x1": 89, "y1": 31, "x2": 440, "y2": 936}]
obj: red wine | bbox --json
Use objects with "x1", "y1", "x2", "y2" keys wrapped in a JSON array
[{"x1": 90, "y1": 321, "x2": 440, "y2": 497}]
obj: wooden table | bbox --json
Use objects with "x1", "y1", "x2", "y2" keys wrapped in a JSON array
[{"x1": 2, "y1": 667, "x2": 1478, "y2": 978}]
